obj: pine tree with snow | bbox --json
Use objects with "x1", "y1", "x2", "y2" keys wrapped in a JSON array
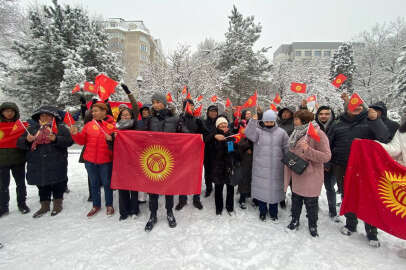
[
  {"x1": 392, "y1": 45, "x2": 406, "y2": 109},
  {"x1": 217, "y1": 5, "x2": 272, "y2": 104},
  {"x1": 4, "y1": 0, "x2": 123, "y2": 110},
  {"x1": 330, "y1": 43, "x2": 356, "y2": 94}
]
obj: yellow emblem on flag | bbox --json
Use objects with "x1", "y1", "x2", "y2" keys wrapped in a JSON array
[
  {"x1": 100, "y1": 86, "x2": 105, "y2": 94},
  {"x1": 350, "y1": 98, "x2": 359, "y2": 105},
  {"x1": 12, "y1": 124, "x2": 18, "y2": 132},
  {"x1": 112, "y1": 107, "x2": 120, "y2": 120},
  {"x1": 296, "y1": 86, "x2": 302, "y2": 91},
  {"x1": 92, "y1": 125, "x2": 99, "y2": 130},
  {"x1": 106, "y1": 123, "x2": 114, "y2": 130},
  {"x1": 336, "y1": 79, "x2": 342, "y2": 84},
  {"x1": 0, "y1": 130, "x2": 4, "y2": 140},
  {"x1": 89, "y1": 85, "x2": 94, "y2": 90},
  {"x1": 248, "y1": 99, "x2": 252, "y2": 105},
  {"x1": 140, "y1": 145, "x2": 174, "y2": 182},
  {"x1": 378, "y1": 171, "x2": 406, "y2": 218}
]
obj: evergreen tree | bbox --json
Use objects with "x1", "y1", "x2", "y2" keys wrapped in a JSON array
[
  {"x1": 392, "y1": 45, "x2": 406, "y2": 109},
  {"x1": 4, "y1": 0, "x2": 123, "y2": 110},
  {"x1": 329, "y1": 43, "x2": 356, "y2": 94},
  {"x1": 217, "y1": 5, "x2": 272, "y2": 104}
]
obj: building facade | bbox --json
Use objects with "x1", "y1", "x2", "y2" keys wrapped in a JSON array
[
  {"x1": 101, "y1": 18, "x2": 165, "y2": 89},
  {"x1": 273, "y1": 42, "x2": 343, "y2": 64}
]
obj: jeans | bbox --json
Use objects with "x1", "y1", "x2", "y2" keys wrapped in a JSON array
[
  {"x1": 258, "y1": 200, "x2": 278, "y2": 218},
  {"x1": 85, "y1": 162, "x2": 113, "y2": 207},
  {"x1": 37, "y1": 182, "x2": 65, "y2": 201},
  {"x1": 324, "y1": 170, "x2": 337, "y2": 216},
  {"x1": 0, "y1": 164, "x2": 27, "y2": 208}
]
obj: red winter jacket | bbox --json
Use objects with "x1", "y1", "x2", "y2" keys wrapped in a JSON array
[{"x1": 72, "y1": 116, "x2": 116, "y2": 164}]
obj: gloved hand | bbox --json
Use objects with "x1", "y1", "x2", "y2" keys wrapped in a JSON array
[{"x1": 121, "y1": 83, "x2": 131, "y2": 94}]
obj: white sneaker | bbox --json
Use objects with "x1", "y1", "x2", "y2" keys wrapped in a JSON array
[
  {"x1": 368, "y1": 240, "x2": 381, "y2": 248},
  {"x1": 270, "y1": 217, "x2": 279, "y2": 224},
  {"x1": 340, "y1": 226, "x2": 354, "y2": 236},
  {"x1": 330, "y1": 215, "x2": 341, "y2": 223}
]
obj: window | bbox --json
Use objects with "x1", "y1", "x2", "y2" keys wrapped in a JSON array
[
  {"x1": 295, "y1": 51, "x2": 302, "y2": 56},
  {"x1": 314, "y1": 51, "x2": 321, "y2": 57},
  {"x1": 110, "y1": 22, "x2": 117, "y2": 28},
  {"x1": 323, "y1": 51, "x2": 331, "y2": 57},
  {"x1": 140, "y1": 43, "x2": 149, "y2": 53},
  {"x1": 304, "y1": 51, "x2": 312, "y2": 56}
]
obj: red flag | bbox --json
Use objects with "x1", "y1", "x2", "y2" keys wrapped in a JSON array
[
  {"x1": 234, "y1": 106, "x2": 242, "y2": 118},
  {"x1": 340, "y1": 140, "x2": 406, "y2": 240},
  {"x1": 63, "y1": 112, "x2": 75, "y2": 127},
  {"x1": 193, "y1": 105, "x2": 202, "y2": 117},
  {"x1": 185, "y1": 101, "x2": 193, "y2": 115},
  {"x1": 10, "y1": 119, "x2": 27, "y2": 135},
  {"x1": 0, "y1": 122, "x2": 27, "y2": 148},
  {"x1": 307, "y1": 122, "x2": 320, "y2": 142},
  {"x1": 197, "y1": 95, "x2": 203, "y2": 102},
  {"x1": 273, "y1": 93, "x2": 282, "y2": 104},
  {"x1": 108, "y1": 101, "x2": 143, "y2": 121},
  {"x1": 51, "y1": 118, "x2": 58, "y2": 134},
  {"x1": 166, "y1": 93, "x2": 173, "y2": 103},
  {"x1": 290, "y1": 82, "x2": 307, "y2": 93},
  {"x1": 72, "y1": 84, "x2": 80, "y2": 94},
  {"x1": 95, "y1": 74, "x2": 118, "y2": 100},
  {"x1": 210, "y1": 95, "x2": 217, "y2": 103},
  {"x1": 332, "y1": 74, "x2": 348, "y2": 88},
  {"x1": 242, "y1": 92, "x2": 257, "y2": 108},
  {"x1": 111, "y1": 131, "x2": 204, "y2": 195},
  {"x1": 84, "y1": 81, "x2": 97, "y2": 94},
  {"x1": 182, "y1": 86, "x2": 187, "y2": 95},
  {"x1": 307, "y1": 95, "x2": 317, "y2": 103},
  {"x1": 225, "y1": 98, "x2": 231, "y2": 108},
  {"x1": 348, "y1": 93, "x2": 364, "y2": 112},
  {"x1": 186, "y1": 92, "x2": 191, "y2": 100},
  {"x1": 270, "y1": 103, "x2": 277, "y2": 112},
  {"x1": 230, "y1": 133, "x2": 241, "y2": 143}
]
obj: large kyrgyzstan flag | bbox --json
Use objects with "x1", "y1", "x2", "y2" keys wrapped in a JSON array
[
  {"x1": 340, "y1": 139, "x2": 406, "y2": 240},
  {"x1": 111, "y1": 131, "x2": 205, "y2": 195},
  {"x1": 0, "y1": 122, "x2": 27, "y2": 148}
]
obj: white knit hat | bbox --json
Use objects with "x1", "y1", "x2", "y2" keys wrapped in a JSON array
[{"x1": 215, "y1": 117, "x2": 228, "y2": 128}]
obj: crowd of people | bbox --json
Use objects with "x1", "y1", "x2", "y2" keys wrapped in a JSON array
[{"x1": 1, "y1": 84, "x2": 406, "y2": 255}]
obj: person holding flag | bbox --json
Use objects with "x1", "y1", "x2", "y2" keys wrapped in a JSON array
[
  {"x1": 245, "y1": 110, "x2": 289, "y2": 222},
  {"x1": 144, "y1": 92, "x2": 179, "y2": 232},
  {"x1": 284, "y1": 110, "x2": 331, "y2": 237},
  {"x1": 70, "y1": 103, "x2": 116, "y2": 218},
  {"x1": 327, "y1": 98, "x2": 390, "y2": 247},
  {"x1": 175, "y1": 99, "x2": 205, "y2": 211},
  {"x1": 0, "y1": 102, "x2": 30, "y2": 217},
  {"x1": 17, "y1": 106, "x2": 73, "y2": 218}
]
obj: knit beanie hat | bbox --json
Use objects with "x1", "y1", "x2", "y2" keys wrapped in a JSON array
[
  {"x1": 262, "y1": 110, "x2": 277, "y2": 122},
  {"x1": 215, "y1": 117, "x2": 228, "y2": 128},
  {"x1": 151, "y1": 93, "x2": 167, "y2": 106}
]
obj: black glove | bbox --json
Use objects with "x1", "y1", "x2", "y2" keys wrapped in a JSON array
[
  {"x1": 79, "y1": 95, "x2": 86, "y2": 105},
  {"x1": 121, "y1": 83, "x2": 131, "y2": 94}
]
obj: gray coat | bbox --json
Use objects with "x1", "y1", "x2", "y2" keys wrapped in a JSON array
[{"x1": 245, "y1": 119, "x2": 289, "y2": 204}]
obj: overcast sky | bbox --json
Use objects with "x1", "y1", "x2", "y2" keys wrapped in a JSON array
[{"x1": 21, "y1": 0, "x2": 406, "y2": 58}]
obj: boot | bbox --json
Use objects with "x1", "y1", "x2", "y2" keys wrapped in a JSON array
[
  {"x1": 280, "y1": 200, "x2": 287, "y2": 209},
  {"x1": 175, "y1": 200, "x2": 187, "y2": 211},
  {"x1": 287, "y1": 218, "x2": 300, "y2": 230},
  {"x1": 145, "y1": 213, "x2": 157, "y2": 232},
  {"x1": 18, "y1": 202, "x2": 30, "y2": 214},
  {"x1": 193, "y1": 199, "x2": 203, "y2": 210},
  {"x1": 309, "y1": 226, "x2": 319, "y2": 237},
  {"x1": 51, "y1": 199, "x2": 63, "y2": 216},
  {"x1": 33, "y1": 201, "x2": 50, "y2": 218},
  {"x1": 167, "y1": 210, "x2": 177, "y2": 228}
]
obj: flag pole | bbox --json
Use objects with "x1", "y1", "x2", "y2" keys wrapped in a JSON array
[
  {"x1": 93, "y1": 120, "x2": 108, "y2": 136},
  {"x1": 19, "y1": 119, "x2": 31, "y2": 136}
]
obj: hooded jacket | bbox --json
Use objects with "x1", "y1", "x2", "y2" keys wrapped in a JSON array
[
  {"x1": 277, "y1": 107, "x2": 295, "y2": 136},
  {"x1": 369, "y1": 101, "x2": 399, "y2": 142},
  {"x1": 0, "y1": 102, "x2": 26, "y2": 166}
]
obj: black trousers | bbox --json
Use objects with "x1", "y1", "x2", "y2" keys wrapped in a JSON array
[
  {"x1": 37, "y1": 182, "x2": 65, "y2": 202},
  {"x1": 0, "y1": 164, "x2": 27, "y2": 208},
  {"x1": 179, "y1": 194, "x2": 200, "y2": 203},
  {"x1": 333, "y1": 164, "x2": 378, "y2": 239},
  {"x1": 119, "y1": 190, "x2": 139, "y2": 216},
  {"x1": 204, "y1": 171, "x2": 213, "y2": 192},
  {"x1": 215, "y1": 184, "x2": 234, "y2": 212},
  {"x1": 291, "y1": 192, "x2": 319, "y2": 228},
  {"x1": 149, "y1": 194, "x2": 174, "y2": 215}
]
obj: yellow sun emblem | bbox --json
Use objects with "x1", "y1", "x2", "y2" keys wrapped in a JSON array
[
  {"x1": 296, "y1": 86, "x2": 302, "y2": 91},
  {"x1": 140, "y1": 145, "x2": 174, "y2": 182},
  {"x1": 377, "y1": 171, "x2": 406, "y2": 218},
  {"x1": 0, "y1": 130, "x2": 4, "y2": 140},
  {"x1": 351, "y1": 98, "x2": 359, "y2": 105},
  {"x1": 100, "y1": 86, "x2": 106, "y2": 93},
  {"x1": 336, "y1": 79, "x2": 342, "y2": 84},
  {"x1": 112, "y1": 107, "x2": 120, "y2": 120}
]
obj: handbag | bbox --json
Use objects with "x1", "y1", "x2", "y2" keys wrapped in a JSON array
[{"x1": 281, "y1": 151, "x2": 309, "y2": 175}]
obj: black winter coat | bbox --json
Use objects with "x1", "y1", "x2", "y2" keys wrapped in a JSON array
[
  {"x1": 315, "y1": 106, "x2": 336, "y2": 134},
  {"x1": 204, "y1": 129, "x2": 235, "y2": 185},
  {"x1": 277, "y1": 117, "x2": 294, "y2": 136},
  {"x1": 327, "y1": 111, "x2": 390, "y2": 167},
  {"x1": 369, "y1": 101, "x2": 399, "y2": 142},
  {"x1": 17, "y1": 122, "x2": 73, "y2": 186},
  {"x1": 148, "y1": 109, "x2": 178, "y2": 133},
  {"x1": 237, "y1": 137, "x2": 253, "y2": 194},
  {"x1": 177, "y1": 113, "x2": 205, "y2": 134}
]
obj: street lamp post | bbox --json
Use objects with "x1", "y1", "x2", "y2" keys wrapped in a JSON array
[{"x1": 136, "y1": 75, "x2": 143, "y2": 93}]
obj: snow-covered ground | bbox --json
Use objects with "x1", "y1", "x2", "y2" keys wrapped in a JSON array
[{"x1": 1, "y1": 148, "x2": 405, "y2": 270}]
